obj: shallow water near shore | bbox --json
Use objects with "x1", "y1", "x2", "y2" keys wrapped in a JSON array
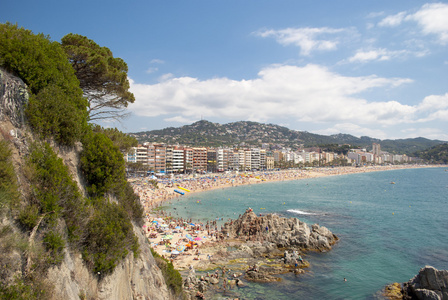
[{"x1": 165, "y1": 167, "x2": 448, "y2": 299}]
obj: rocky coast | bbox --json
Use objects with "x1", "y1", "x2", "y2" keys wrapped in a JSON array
[
  {"x1": 179, "y1": 209, "x2": 338, "y2": 299},
  {"x1": 384, "y1": 266, "x2": 448, "y2": 300}
]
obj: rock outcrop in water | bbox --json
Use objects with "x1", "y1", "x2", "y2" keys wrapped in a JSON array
[
  {"x1": 189, "y1": 209, "x2": 338, "y2": 289},
  {"x1": 221, "y1": 209, "x2": 338, "y2": 251},
  {"x1": 402, "y1": 266, "x2": 448, "y2": 300}
]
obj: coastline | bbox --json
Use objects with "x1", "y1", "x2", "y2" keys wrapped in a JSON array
[
  {"x1": 132, "y1": 164, "x2": 445, "y2": 272},
  {"x1": 131, "y1": 164, "x2": 443, "y2": 210}
]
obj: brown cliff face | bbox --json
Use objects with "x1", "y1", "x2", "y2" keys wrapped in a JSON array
[
  {"x1": 0, "y1": 68, "x2": 173, "y2": 300},
  {"x1": 46, "y1": 224, "x2": 171, "y2": 300}
]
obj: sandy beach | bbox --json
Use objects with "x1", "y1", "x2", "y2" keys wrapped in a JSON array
[{"x1": 132, "y1": 164, "x2": 443, "y2": 271}]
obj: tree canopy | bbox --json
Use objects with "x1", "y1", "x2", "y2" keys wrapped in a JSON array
[
  {"x1": 60, "y1": 33, "x2": 135, "y2": 122},
  {"x1": 0, "y1": 23, "x2": 88, "y2": 146},
  {"x1": 92, "y1": 125, "x2": 138, "y2": 153},
  {"x1": 414, "y1": 143, "x2": 448, "y2": 164}
]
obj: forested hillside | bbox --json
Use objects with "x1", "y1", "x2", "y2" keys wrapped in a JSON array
[
  {"x1": 131, "y1": 120, "x2": 445, "y2": 154},
  {"x1": 414, "y1": 143, "x2": 448, "y2": 164}
]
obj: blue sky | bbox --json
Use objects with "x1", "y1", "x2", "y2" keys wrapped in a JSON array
[{"x1": 2, "y1": 1, "x2": 448, "y2": 141}]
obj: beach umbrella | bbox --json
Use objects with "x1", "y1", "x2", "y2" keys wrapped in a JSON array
[
  {"x1": 176, "y1": 245, "x2": 185, "y2": 252},
  {"x1": 171, "y1": 250, "x2": 180, "y2": 255},
  {"x1": 194, "y1": 237, "x2": 202, "y2": 241},
  {"x1": 162, "y1": 235, "x2": 173, "y2": 240},
  {"x1": 185, "y1": 234, "x2": 193, "y2": 240},
  {"x1": 160, "y1": 224, "x2": 168, "y2": 228},
  {"x1": 152, "y1": 220, "x2": 158, "y2": 223},
  {"x1": 175, "y1": 226, "x2": 181, "y2": 229}
]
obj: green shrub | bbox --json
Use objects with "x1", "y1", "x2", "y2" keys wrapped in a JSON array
[
  {"x1": 0, "y1": 140, "x2": 20, "y2": 213},
  {"x1": 92, "y1": 125, "x2": 138, "y2": 153},
  {"x1": 28, "y1": 142, "x2": 87, "y2": 241},
  {"x1": 150, "y1": 248, "x2": 183, "y2": 296},
  {"x1": 17, "y1": 204, "x2": 39, "y2": 230},
  {"x1": 83, "y1": 201, "x2": 138, "y2": 275},
  {"x1": 80, "y1": 130, "x2": 126, "y2": 197},
  {"x1": 26, "y1": 84, "x2": 87, "y2": 146},
  {"x1": 0, "y1": 23, "x2": 88, "y2": 146},
  {"x1": 113, "y1": 182, "x2": 144, "y2": 224},
  {"x1": 43, "y1": 231, "x2": 65, "y2": 265},
  {"x1": 0, "y1": 276, "x2": 48, "y2": 300}
]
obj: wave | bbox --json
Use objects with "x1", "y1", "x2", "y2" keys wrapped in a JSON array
[{"x1": 287, "y1": 209, "x2": 317, "y2": 215}]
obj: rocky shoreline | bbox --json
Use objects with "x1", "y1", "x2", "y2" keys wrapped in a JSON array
[
  {"x1": 181, "y1": 209, "x2": 338, "y2": 299},
  {"x1": 384, "y1": 266, "x2": 448, "y2": 300}
]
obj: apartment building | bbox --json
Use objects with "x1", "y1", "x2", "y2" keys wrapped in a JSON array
[
  {"x1": 147, "y1": 144, "x2": 166, "y2": 173},
  {"x1": 136, "y1": 145, "x2": 149, "y2": 165},
  {"x1": 172, "y1": 147, "x2": 184, "y2": 173},
  {"x1": 250, "y1": 148, "x2": 260, "y2": 170},
  {"x1": 183, "y1": 148, "x2": 193, "y2": 173},
  {"x1": 193, "y1": 147, "x2": 207, "y2": 173},
  {"x1": 207, "y1": 149, "x2": 218, "y2": 173}
]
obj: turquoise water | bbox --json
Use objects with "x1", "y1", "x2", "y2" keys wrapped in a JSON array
[{"x1": 165, "y1": 168, "x2": 448, "y2": 299}]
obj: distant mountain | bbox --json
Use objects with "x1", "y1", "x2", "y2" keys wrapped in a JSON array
[{"x1": 129, "y1": 120, "x2": 445, "y2": 154}]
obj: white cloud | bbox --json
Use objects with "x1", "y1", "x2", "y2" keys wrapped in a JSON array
[
  {"x1": 417, "y1": 93, "x2": 448, "y2": 111},
  {"x1": 129, "y1": 64, "x2": 416, "y2": 127},
  {"x1": 401, "y1": 127, "x2": 448, "y2": 140},
  {"x1": 150, "y1": 59, "x2": 165, "y2": 64},
  {"x1": 407, "y1": 3, "x2": 448, "y2": 44},
  {"x1": 378, "y1": 12, "x2": 407, "y2": 27},
  {"x1": 348, "y1": 48, "x2": 393, "y2": 63},
  {"x1": 378, "y1": 3, "x2": 448, "y2": 44},
  {"x1": 346, "y1": 48, "x2": 428, "y2": 63},
  {"x1": 254, "y1": 27, "x2": 347, "y2": 56},
  {"x1": 164, "y1": 116, "x2": 197, "y2": 123},
  {"x1": 146, "y1": 67, "x2": 158, "y2": 74}
]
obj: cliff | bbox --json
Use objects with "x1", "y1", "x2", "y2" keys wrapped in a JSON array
[{"x1": 0, "y1": 69, "x2": 173, "y2": 299}]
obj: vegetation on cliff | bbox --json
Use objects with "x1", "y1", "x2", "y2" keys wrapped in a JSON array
[
  {"x1": 0, "y1": 23, "x2": 146, "y2": 297},
  {"x1": 0, "y1": 23, "x2": 88, "y2": 146}
]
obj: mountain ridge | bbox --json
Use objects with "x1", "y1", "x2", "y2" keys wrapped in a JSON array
[{"x1": 130, "y1": 120, "x2": 445, "y2": 154}]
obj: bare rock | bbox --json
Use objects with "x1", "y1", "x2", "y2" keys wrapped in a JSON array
[
  {"x1": 403, "y1": 266, "x2": 448, "y2": 300},
  {"x1": 222, "y1": 209, "x2": 337, "y2": 251},
  {"x1": 0, "y1": 68, "x2": 29, "y2": 128}
]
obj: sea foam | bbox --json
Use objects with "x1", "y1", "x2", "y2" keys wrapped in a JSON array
[{"x1": 287, "y1": 209, "x2": 316, "y2": 215}]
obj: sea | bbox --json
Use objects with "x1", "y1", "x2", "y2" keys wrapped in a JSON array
[{"x1": 163, "y1": 167, "x2": 448, "y2": 299}]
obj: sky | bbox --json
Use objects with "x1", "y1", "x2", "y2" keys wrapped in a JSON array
[{"x1": 1, "y1": 1, "x2": 448, "y2": 141}]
